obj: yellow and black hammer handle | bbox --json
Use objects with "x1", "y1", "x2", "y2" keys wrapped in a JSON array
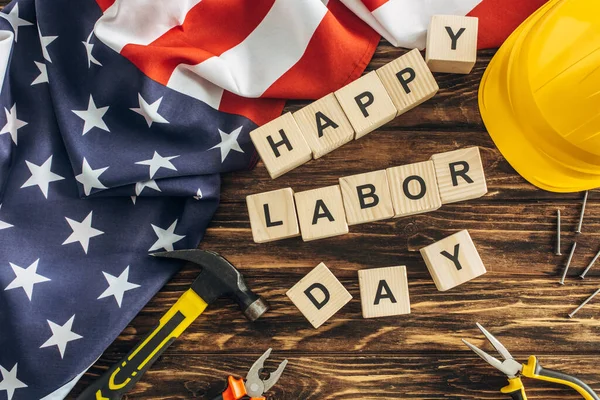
[
  {"x1": 77, "y1": 288, "x2": 207, "y2": 400},
  {"x1": 501, "y1": 356, "x2": 600, "y2": 400}
]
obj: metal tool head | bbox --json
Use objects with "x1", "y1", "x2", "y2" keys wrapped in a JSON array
[
  {"x1": 152, "y1": 249, "x2": 270, "y2": 321},
  {"x1": 245, "y1": 348, "x2": 288, "y2": 398},
  {"x1": 462, "y1": 323, "x2": 523, "y2": 378}
]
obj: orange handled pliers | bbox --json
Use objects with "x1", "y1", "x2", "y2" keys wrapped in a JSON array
[{"x1": 212, "y1": 349, "x2": 288, "y2": 400}]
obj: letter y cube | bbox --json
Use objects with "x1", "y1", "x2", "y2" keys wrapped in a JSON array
[
  {"x1": 286, "y1": 262, "x2": 352, "y2": 328},
  {"x1": 420, "y1": 230, "x2": 486, "y2": 291}
]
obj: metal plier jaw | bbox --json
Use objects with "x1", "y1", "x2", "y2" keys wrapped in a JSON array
[
  {"x1": 463, "y1": 323, "x2": 600, "y2": 400},
  {"x1": 218, "y1": 348, "x2": 288, "y2": 400}
]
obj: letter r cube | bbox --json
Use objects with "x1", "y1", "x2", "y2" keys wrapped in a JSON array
[
  {"x1": 419, "y1": 230, "x2": 486, "y2": 291},
  {"x1": 286, "y1": 262, "x2": 352, "y2": 328},
  {"x1": 430, "y1": 146, "x2": 487, "y2": 204}
]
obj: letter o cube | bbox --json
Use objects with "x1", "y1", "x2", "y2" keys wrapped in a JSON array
[{"x1": 286, "y1": 262, "x2": 352, "y2": 329}]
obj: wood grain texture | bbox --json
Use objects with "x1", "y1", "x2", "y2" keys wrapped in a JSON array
[{"x1": 68, "y1": 44, "x2": 600, "y2": 399}]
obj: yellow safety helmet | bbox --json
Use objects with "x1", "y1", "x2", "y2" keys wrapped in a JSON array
[{"x1": 479, "y1": 0, "x2": 600, "y2": 192}]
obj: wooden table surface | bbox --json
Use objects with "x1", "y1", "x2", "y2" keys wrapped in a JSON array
[{"x1": 1, "y1": 2, "x2": 598, "y2": 395}]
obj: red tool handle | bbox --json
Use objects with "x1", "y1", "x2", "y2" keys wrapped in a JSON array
[{"x1": 212, "y1": 376, "x2": 266, "y2": 400}]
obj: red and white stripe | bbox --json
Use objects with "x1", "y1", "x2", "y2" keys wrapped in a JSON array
[
  {"x1": 341, "y1": 0, "x2": 482, "y2": 49},
  {"x1": 93, "y1": 0, "x2": 379, "y2": 125}
]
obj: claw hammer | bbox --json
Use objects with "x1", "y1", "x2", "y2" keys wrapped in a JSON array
[{"x1": 77, "y1": 249, "x2": 270, "y2": 400}]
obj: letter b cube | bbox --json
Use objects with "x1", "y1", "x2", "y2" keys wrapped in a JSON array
[
  {"x1": 286, "y1": 263, "x2": 352, "y2": 328},
  {"x1": 420, "y1": 230, "x2": 486, "y2": 291}
]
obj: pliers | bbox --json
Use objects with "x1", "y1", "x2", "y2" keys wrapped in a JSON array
[
  {"x1": 463, "y1": 323, "x2": 599, "y2": 400},
  {"x1": 212, "y1": 348, "x2": 288, "y2": 400}
]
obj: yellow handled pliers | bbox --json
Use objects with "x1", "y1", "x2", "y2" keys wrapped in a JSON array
[{"x1": 463, "y1": 323, "x2": 599, "y2": 400}]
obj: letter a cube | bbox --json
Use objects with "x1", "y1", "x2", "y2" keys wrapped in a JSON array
[
  {"x1": 246, "y1": 188, "x2": 300, "y2": 243},
  {"x1": 249, "y1": 112, "x2": 313, "y2": 179},
  {"x1": 358, "y1": 266, "x2": 410, "y2": 318},
  {"x1": 376, "y1": 48, "x2": 439, "y2": 117},
  {"x1": 419, "y1": 230, "x2": 486, "y2": 291},
  {"x1": 293, "y1": 93, "x2": 355, "y2": 159},
  {"x1": 294, "y1": 185, "x2": 349, "y2": 241},
  {"x1": 426, "y1": 15, "x2": 478, "y2": 74},
  {"x1": 286, "y1": 262, "x2": 352, "y2": 328},
  {"x1": 430, "y1": 146, "x2": 487, "y2": 204}
]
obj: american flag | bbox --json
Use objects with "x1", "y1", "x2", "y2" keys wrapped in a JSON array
[{"x1": 0, "y1": 0, "x2": 541, "y2": 398}]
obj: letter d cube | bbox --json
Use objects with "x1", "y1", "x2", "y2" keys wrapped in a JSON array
[
  {"x1": 286, "y1": 262, "x2": 352, "y2": 329},
  {"x1": 419, "y1": 230, "x2": 486, "y2": 291}
]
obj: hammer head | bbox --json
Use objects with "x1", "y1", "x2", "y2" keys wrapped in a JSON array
[{"x1": 152, "y1": 249, "x2": 269, "y2": 321}]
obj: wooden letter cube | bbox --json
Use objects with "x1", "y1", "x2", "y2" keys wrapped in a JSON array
[
  {"x1": 249, "y1": 112, "x2": 312, "y2": 179},
  {"x1": 286, "y1": 262, "x2": 352, "y2": 328},
  {"x1": 430, "y1": 146, "x2": 487, "y2": 204},
  {"x1": 426, "y1": 15, "x2": 478, "y2": 74},
  {"x1": 334, "y1": 71, "x2": 397, "y2": 139},
  {"x1": 419, "y1": 230, "x2": 486, "y2": 291},
  {"x1": 295, "y1": 185, "x2": 349, "y2": 241},
  {"x1": 386, "y1": 160, "x2": 442, "y2": 217},
  {"x1": 246, "y1": 188, "x2": 300, "y2": 243},
  {"x1": 358, "y1": 266, "x2": 410, "y2": 318},
  {"x1": 376, "y1": 48, "x2": 439, "y2": 116},
  {"x1": 293, "y1": 93, "x2": 354, "y2": 159},
  {"x1": 339, "y1": 170, "x2": 394, "y2": 225}
]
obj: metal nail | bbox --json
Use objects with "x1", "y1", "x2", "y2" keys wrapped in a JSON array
[
  {"x1": 580, "y1": 248, "x2": 600, "y2": 279},
  {"x1": 556, "y1": 209, "x2": 562, "y2": 256},
  {"x1": 560, "y1": 242, "x2": 577, "y2": 285},
  {"x1": 568, "y1": 288, "x2": 600, "y2": 318},
  {"x1": 576, "y1": 191, "x2": 588, "y2": 234}
]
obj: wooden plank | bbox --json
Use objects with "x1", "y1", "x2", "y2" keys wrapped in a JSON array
[
  {"x1": 201, "y1": 201, "x2": 600, "y2": 278},
  {"x1": 69, "y1": 354, "x2": 600, "y2": 399},
  {"x1": 84, "y1": 276, "x2": 600, "y2": 354}
]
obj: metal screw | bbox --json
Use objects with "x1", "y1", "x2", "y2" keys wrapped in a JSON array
[
  {"x1": 556, "y1": 209, "x2": 562, "y2": 256},
  {"x1": 559, "y1": 242, "x2": 577, "y2": 285},
  {"x1": 568, "y1": 288, "x2": 600, "y2": 318},
  {"x1": 580, "y1": 248, "x2": 600, "y2": 279},
  {"x1": 576, "y1": 191, "x2": 588, "y2": 234}
]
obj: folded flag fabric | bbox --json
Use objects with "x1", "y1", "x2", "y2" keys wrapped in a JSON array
[
  {"x1": 342, "y1": 0, "x2": 548, "y2": 49},
  {"x1": 0, "y1": 0, "x2": 543, "y2": 398}
]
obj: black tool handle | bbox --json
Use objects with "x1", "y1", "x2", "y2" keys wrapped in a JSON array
[
  {"x1": 532, "y1": 361, "x2": 600, "y2": 400},
  {"x1": 502, "y1": 377, "x2": 527, "y2": 400},
  {"x1": 76, "y1": 289, "x2": 207, "y2": 400}
]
